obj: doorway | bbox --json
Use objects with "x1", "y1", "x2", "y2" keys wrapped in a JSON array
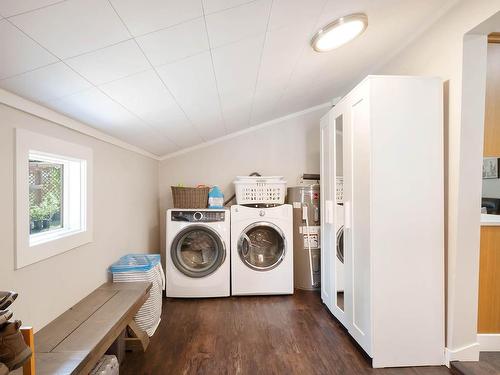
[{"x1": 477, "y1": 33, "x2": 500, "y2": 350}]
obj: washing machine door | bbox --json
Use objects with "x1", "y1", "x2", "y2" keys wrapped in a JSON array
[
  {"x1": 171, "y1": 225, "x2": 226, "y2": 278},
  {"x1": 237, "y1": 222, "x2": 286, "y2": 271}
]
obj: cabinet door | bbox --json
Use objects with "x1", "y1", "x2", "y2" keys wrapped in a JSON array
[
  {"x1": 346, "y1": 83, "x2": 372, "y2": 356},
  {"x1": 330, "y1": 105, "x2": 348, "y2": 326},
  {"x1": 320, "y1": 114, "x2": 334, "y2": 310}
]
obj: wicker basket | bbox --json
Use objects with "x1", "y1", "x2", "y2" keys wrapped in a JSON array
[{"x1": 171, "y1": 186, "x2": 209, "y2": 209}]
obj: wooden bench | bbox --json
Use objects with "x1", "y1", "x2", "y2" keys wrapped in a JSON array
[{"x1": 33, "y1": 281, "x2": 151, "y2": 375}]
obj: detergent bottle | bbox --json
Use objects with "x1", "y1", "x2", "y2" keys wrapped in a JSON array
[{"x1": 208, "y1": 186, "x2": 224, "y2": 209}]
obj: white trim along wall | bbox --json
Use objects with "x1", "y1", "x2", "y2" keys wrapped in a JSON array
[{"x1": 477, "y1": 334, "x2": 500, "y2": 352}]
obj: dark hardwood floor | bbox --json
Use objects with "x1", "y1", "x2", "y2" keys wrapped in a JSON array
[
  {"x1": 451, "y1": 352, "x2": 500, "y2": 375},
  {"x1": 121, "y1": 290, "x2": 452, "y2": 375}
]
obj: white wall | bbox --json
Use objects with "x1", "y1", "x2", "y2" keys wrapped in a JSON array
[
  {"x1": 377, "y1": 0, "x2": 500, "y2": 361},
  {"x1": 0, "y1": 103, "x2": 159, "y2": 331},
  {"x1": 158, "y1": 106, "x2": 328, "y2": 250}
]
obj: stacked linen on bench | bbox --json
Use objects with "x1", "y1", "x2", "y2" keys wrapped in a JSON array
[{"x1": 110, "y1": 254, "x2": 165, "y2": 336}]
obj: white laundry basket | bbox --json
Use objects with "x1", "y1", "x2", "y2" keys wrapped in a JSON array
[
  {"x1": 110, "y1": 254, "x2": 165, "y2": 337},
  {"x1": 234, "y1": 176, "x2": 287, "y2": 205}
]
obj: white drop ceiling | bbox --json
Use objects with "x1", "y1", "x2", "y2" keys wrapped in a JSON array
[{"x1": 0, "y1": 0, "x2": 456, "y2": 156}]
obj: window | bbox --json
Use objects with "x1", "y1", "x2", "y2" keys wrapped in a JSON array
[
  {"x1": 28, "y1": 152, "x2": 87, "y2": 247},
  {"x1": 16, "y1": 129, "x2": 93, "y2": 269},
  {"x1": 29, "y1": 158, "x2": 64, "y2": 236}
]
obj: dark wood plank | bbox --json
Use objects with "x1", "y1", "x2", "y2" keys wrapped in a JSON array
[
  {"x1": 35, "y1": 289, "x2": 117, "y2": 352},
  {"x1": 121, "y1": 290, "x2": 451, "y2": 375},
  {"x1": 35, "y1": 282, "x2": 152, "y2": 375},
  {"x1": 451, "y1": 352, "x2": 500, "y2": 375},
  {"x1": 35, "y1": 352, "x2": 87, "y2": 375},
  {"x1": 99, "y1": 282, "x2": 153, "y2": 292},
  {"x1": 53, "y1": 289, "x2": 148, "y2": 352}
]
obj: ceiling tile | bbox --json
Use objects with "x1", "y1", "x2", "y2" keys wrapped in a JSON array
[
  {"x1": 109, "y1": 0, "x2": 202, "y2": 36},
  {"x1": 0, "y1": 19, "x2": 57, "y2": 79},
  {"x1": 131, "y1": 136, "x2": 179, "y2": 156},
  {"x1": 205, "y1": 0, "x2": 271, "y2": 48},
  {"x1": 100, "y1": 70, "x2": 203, "y2": 147},
  {"x1": 48, "y1": 87, "x2": 147, "y2": 137},
  {"x1": 212, "y1": 34, "x2": 264, "y2": 97},
  {"x1": 0, "y1": 0, "x2": 62, "y2": 17},
  {"x1": 268, "y1": 0, "x2": 327, "y2": 31},
  {"x1": 48, "y1": 87, "x2": 179, "y2": 154},
  {"x1": 99, "y1": 69, "x2": 180, "y2": 124},
  {"x1": 202, "y1": 0, "x2": 255, "y2": 15},
  {"x1": 250, "y1": 86, "x2": 282, "y2": 126},
  {"x1": 136, "y1": 18, "x2": 209, "y2": 66},
  {"x1": 212, "y1": 34, "x2": 264, "y2": 131},
  {"x1": 0, "y1": 62, "x2": 91, "y2": 104},
  {"x1": 65, "y1": 40, "x2": 150, "y2": 85},
  {"x1": 157, "y1": 51, "x2": 226, "y2": 140},
  {"x1": 248, "y1": 22, "x2": 313, "y2": 126},
  {"x1": 219, "y1": 91, "x2": 254, "y2": 132},
  {"x1": 317, "y1": 0, "x2": 372, "y2": 27},
  {"x1": 9, "y1": 0, "x2": 130, "y2": 59},
  {"x1": 255, "y1": 23, "x2": 310, "y2": 94}
]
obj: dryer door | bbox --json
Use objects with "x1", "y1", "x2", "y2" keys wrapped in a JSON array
[
  {"x1": 237, "y1": 222, "x2": 286, "y2": 271},
  {"x1": 171, "y1": 225, "x2": 226, "y2": 278}
]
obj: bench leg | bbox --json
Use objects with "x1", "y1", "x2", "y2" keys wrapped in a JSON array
[
  {"x1": 20, "y1": 327, "x2": 35, "y2": 375},
  {"x1": 124, "y1": 321, "x2": 149, "y2": 353},
  {"x1": 106, "y1": 330, "x2": 126, "y2": 364}
]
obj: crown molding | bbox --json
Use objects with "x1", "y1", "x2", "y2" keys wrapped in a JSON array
[
  {"x1": 159, "y1": 102, "x2": 331, "y2": 161},
  {"x1": 0, "y1": 88, "x2": 160, "y2": 160}
]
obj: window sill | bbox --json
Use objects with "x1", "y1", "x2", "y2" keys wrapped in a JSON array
[
  {"x1": 480, "y1": 213, "x2": 500, "y2": 226},
  {"x1": 30, "y1": 227, "x2": 86, "y2": 247}
]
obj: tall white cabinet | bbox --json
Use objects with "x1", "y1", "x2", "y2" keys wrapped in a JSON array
[{"x1": 320, "y1": 76, "x2": 444, "y2": 368}]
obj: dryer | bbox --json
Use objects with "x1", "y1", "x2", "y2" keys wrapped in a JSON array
[
  {"x1": 231, "y1": 205, "x2": 293, "y2": 295},
  {"x1": 165, "y1": 209, "x2": 230, "y2": 298}
]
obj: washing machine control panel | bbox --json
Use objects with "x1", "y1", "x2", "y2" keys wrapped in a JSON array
[{"x1": 171, "y1": 210, "x2": 226, "y2": 222}]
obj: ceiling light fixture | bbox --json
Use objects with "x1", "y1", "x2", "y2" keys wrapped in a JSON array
[{"x1": 311, "y1": 13, "x2": 368, "y2": 52}]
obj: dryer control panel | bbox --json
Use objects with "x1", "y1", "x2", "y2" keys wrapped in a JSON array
[{"x1": 171, "y1": 210, "x2": 226, "y2": 222}]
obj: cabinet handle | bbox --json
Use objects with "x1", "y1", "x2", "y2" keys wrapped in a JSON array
[
  {"x1": 344, "y1": 201, "x2": 351, "y2": 229},
  {"x1": 325, "y1": 200, "x2": 334, "y2": 224}
]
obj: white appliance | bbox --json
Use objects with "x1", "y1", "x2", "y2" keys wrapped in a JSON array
[
  {"x1": 231, "y1": 205, "x2": 293, "y2": 295},
  {"x1": 320, "y1": 75, "x2": 444, "y2": 368},
  {"x1": 165, "y1": 209, "x2": 230, "y2": 298}
]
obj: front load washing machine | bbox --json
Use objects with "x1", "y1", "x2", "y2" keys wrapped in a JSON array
[
  {"x1": 231, "y1": 204, "x2": 293, "y2": 295},
  {"x1": 165, "y1": 209, "x2": 230, "y2": 298}
]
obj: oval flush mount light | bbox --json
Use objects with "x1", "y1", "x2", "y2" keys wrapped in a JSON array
[{"x1": 311, "y1": 13, "x2": 368, "y2": 52}]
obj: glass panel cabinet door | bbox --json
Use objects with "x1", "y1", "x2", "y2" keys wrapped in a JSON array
[{"x1": 335, "y1": 114, "x2": 346, "y2": 313}]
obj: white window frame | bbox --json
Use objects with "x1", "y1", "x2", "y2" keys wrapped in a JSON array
[{"x1": 16, "y1": 129, "x2": 93, "y2": 269}]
